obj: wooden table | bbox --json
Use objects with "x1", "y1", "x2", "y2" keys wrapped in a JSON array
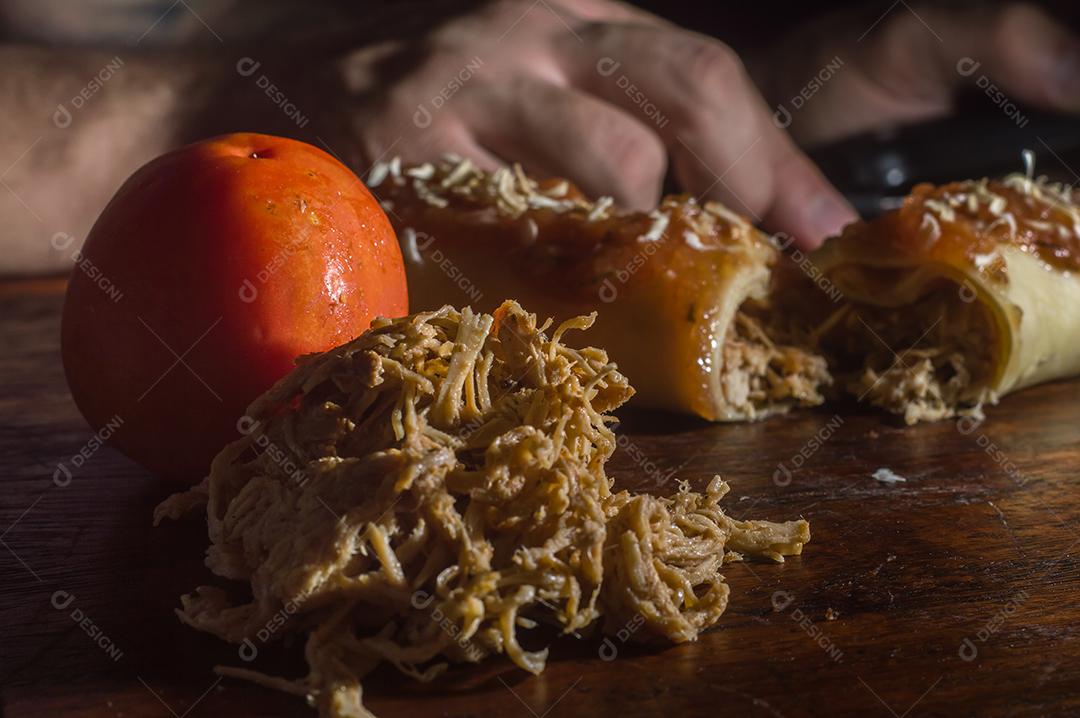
[{"x1": 3, "y1": 279, "x2": 1078, "y2": 718}]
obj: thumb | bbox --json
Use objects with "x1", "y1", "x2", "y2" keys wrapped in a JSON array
[{"x1": 760, "y1": 139, "x2": 857, "y2": 250}]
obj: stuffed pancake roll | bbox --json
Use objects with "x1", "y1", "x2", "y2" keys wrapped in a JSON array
[
  {"x1": 370, "y1": 156, "x2": 830, "y2": 421},
  {"x1": 810, "y1": 167, "x2": 1080, "y2": 424}
]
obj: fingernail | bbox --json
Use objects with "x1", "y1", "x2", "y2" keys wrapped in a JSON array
[{"x1": 806, "y1": 193, "x2": 857, "y2": 246}]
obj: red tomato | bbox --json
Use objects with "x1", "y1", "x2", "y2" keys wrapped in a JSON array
[{"x1": 61, "y1": 133, "x2": 407, "y2": 481}]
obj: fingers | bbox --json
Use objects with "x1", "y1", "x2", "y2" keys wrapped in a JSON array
[
  {"x1": 548, "y1": 0, "x2": 670, "y2": 26},
  {"x1": 566, "y1": 24, "x2": 855, "y2": 246},
  {"x1": 358, "y1": 92, "x2": 505, "y2": 176},
  {"x1": 359, "y1": 8, "x2": 855, "y2": 246},
  {"x1": 857, "y1": 1, "x2": 1080, "y2": 113},
  {"x1": 672, "y1": 119, "x2": 854, "y2": 250},
  {"x1": 459, "y1": 74, "x2": 667, "y2": 210},
  {"x1": 938, "y1": 2, "x2": 1080, "y2": 113},
  {"x1": 757, "y1": 140, "x2": 856, "y2": 250},
  {"x1": 765, "y1": 2, "x2": 1080, "y2": 145},
  {"x1": 401, "y1": 120, "x2": 506, "y2": 172}
]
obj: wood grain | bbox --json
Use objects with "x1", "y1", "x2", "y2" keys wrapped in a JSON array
[{"x1": 2, "y1": 283, "x2": 1078, "y2": 718}]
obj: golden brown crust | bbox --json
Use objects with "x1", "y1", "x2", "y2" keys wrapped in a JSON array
[
  {"x1": 837, "y1": 172, "x2": 1080, "y2": 278},
  {"x1": 372, "y1": 156, "x2": 773, "y2": 303},
  {"x1": 371, "y1": 156, "x2": 828, "y2": 421}
]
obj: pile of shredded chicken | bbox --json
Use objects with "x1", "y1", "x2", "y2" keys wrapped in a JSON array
[
  {"x1": 813, "y1": 292, "x2": 995, "y2": 424},
  {"x1": 156, "y1": 300, "x2": 810, "y2": 718},
  {"x1": 721, "y1": 310, "x2": 832, "y2": 419}
]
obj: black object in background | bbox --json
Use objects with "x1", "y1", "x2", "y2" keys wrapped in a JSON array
[{"x1": 811, "y1": 103, "x2": 1080, "y2": 217}]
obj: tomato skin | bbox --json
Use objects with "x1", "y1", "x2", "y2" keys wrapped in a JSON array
[{"x1": 61, "y1": 133, "x2": 407, "y2": 481}]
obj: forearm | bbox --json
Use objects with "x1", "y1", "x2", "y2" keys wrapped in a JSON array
[
  {"x1": 0, "y1": 1, "x2": 486, "y2": 278},
  {"x1": 0, "y1": 45, "x2": 223, "y2": 276}
]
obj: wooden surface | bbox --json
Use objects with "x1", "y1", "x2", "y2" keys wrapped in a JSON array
[{"x1": 3, "y1": 279, "x2": 1079, "y2": 718}]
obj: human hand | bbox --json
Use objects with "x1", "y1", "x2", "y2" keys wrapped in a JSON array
[
  {"x1": 750, "y1": 3, "x2": 1080, "y2": 150},
  {"x1": 333, "y1": 0, "x2": 857, "y2": 249}
]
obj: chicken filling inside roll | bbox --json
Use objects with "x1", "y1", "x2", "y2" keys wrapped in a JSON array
[
  {"x1": 812, "y1": 280, "x2": 998, "y2": 424},
  {"x1": 721, "y1": 303, "x2": 832, "y2": 419}
]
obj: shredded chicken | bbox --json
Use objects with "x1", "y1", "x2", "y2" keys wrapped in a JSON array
[
  {"x1": 156, "y1": 300, "x2": 810, "y2": 718},
  {"x1": 720, "y1": 310, "x2": 832, "y2": 419},
  {"x1": 817, "y1": 290, "x2": 994, "y2": 424},
  {"x1": 853, "y1": 349, "x2": 986, "y2": 424}
]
